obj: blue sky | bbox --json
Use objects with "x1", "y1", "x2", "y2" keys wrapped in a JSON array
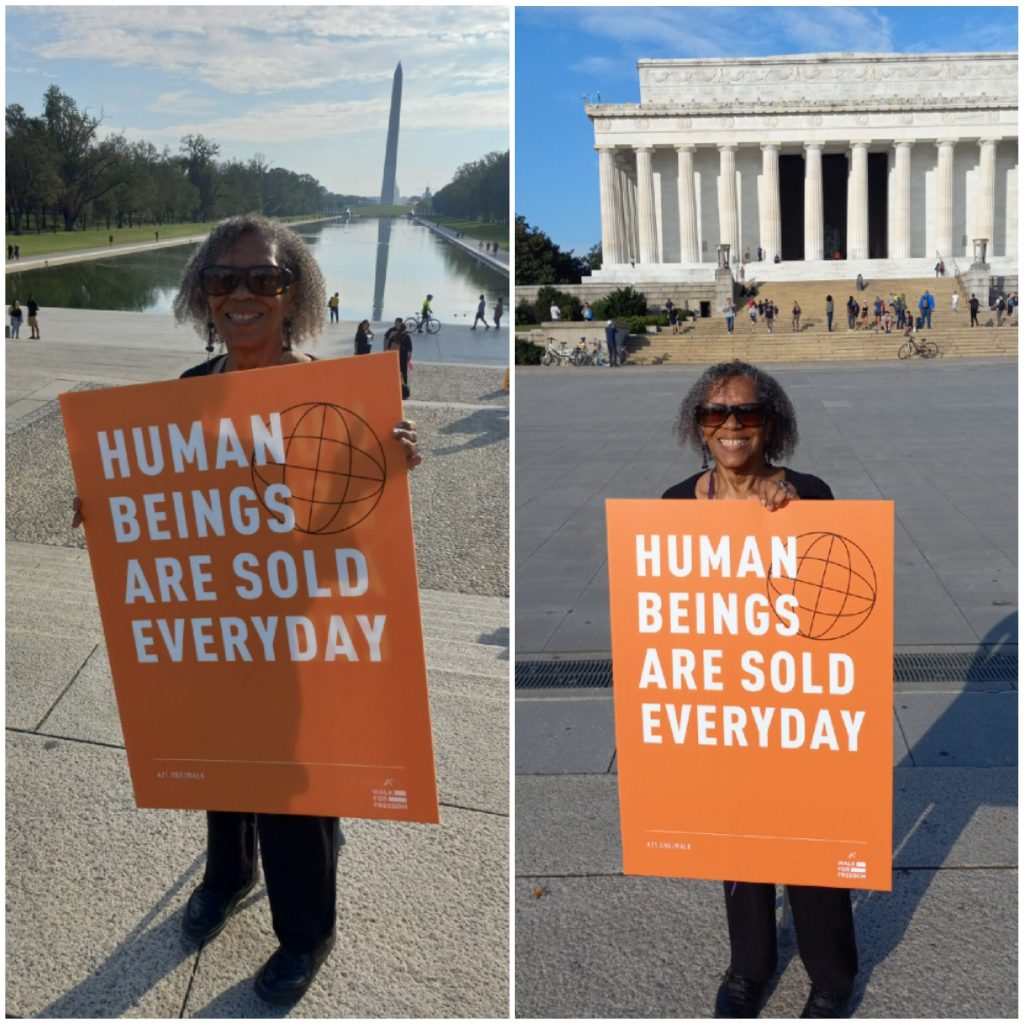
[
  {"x1": 6, "y1": 5, "x2": 509, "y2": 199},
  {"x1": 516, "y1": 5, "x2": 1018, "y2": 255}
]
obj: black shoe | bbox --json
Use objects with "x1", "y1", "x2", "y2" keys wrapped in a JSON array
[
  {"x1": 182, "y1": 879, "x2": 256, "y2": 943},
  {"x1": 254, "y1": 930, "x2": 337, "y2": 1005},
  {"x1": 800, "y1": 986, "x2": 851, "y2": 1018},
  {"x1": 714, "y1": 970, "x2": 765, "y2": 1018}
]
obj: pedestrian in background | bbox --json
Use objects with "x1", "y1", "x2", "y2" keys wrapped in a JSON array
[
  {"x1": 723, "y1": 300, "x2": 735, "y2": 335},
  {"x1": 472, "y1": 294, "x2": 489, "y2": 330},
  {"x1": 604, "y1": 319, "x2": 619, "y2": 367},
  {"x1": 328, "y1": 292, "x2": 340, "y2": 323},
  {"x1": 354, "y1": 319, "x2": 373, "y2": 355},
  {"x1": 493, "y1": 298, "x2": 503, "y2": 330},
  {"x1": 969, "y1": 293, "x2": 980, "y2": 327},
  {"x1": 918, "y1": 289, "x2": 935, "y2": 329},
  {"x1": 846, "y1": 296, "x2": 858, "y2": 331},
  {"x1": 26, "y1": 294, "x2": 40, "y2": 339},
  {"x1": 385, "y1": 317, "x2": 413, "y2": 397},
  {"x1": 791, "y1": 300, "x2": 801, "y2": 332},
  {"x1": 824, "y1": 295, "x2": 834, "y2": 332},
  {"x1": 9, "y1": 297, "x2": 23, "y2": 338}
]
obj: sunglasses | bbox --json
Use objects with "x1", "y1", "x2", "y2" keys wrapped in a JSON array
[
  {"x1": 200, "y1": 265, "x2": 294, "y2": 297},
  {"x1": 698, "y1": 403, "x2": 769, "y2": 428}
]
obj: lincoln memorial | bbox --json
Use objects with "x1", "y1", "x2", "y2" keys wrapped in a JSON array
[{"x1": 585, "y1": 51, "x2": 1017, "y2": 285}]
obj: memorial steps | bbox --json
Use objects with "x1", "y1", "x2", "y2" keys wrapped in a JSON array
[
  {"x1": 522, "y1": 277, "x2": 1017, "y2": 365},
  {"x1": 624, "y1": 317, "x2": 1018, "y2": 365},
  {"x1": 627, "y1": 276, "x2": 1018, "y2": 364}
]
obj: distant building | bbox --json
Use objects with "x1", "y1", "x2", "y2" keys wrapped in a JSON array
[{"x1": 587, "y1": 51, "x2": 1018, "y2": 276}]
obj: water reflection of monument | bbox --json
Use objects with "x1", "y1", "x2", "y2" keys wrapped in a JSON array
[
  {"x1": 372, "y1": 218, "x2": 392, "y2": 322},
  {"x1": 373, "y1": 62, "x2": 402, "y2": 322}
]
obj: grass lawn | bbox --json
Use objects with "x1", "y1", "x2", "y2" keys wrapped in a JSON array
[
  {"x1": 433, "y1": 218, "x2": 509, "y2": 249},
  {"x1": 4, "y1": 215, "x2": 323, "y2": 260}
]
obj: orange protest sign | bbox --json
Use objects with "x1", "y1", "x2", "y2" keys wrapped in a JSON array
[
  {"x1": 606, "y1": 499, "x2": 893, "y2": 890},
  {"x1": 60, "y1": 353, "x2": 438, "y2": 823}
]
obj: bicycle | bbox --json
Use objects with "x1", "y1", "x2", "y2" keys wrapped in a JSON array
[
  {"x1": 897, "y1": 335, "x2": 938, "y2": 359},
  {"x1": 404, "y1": 312, "x2": 441, "y2": 335},
  {"x1": 571, "y1": 340, "x2": 594, "y2": 366},
  {"x1": 540, "y1": 338, "x2": 573, "y2": 366}
]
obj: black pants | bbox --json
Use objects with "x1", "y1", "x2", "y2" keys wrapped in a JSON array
[
  {"x1": 203, "y1": 811, "x2": 341, "y2": 954},
  {"x1": 723, "y1": 882, "x2": 858, "y2": 995}
]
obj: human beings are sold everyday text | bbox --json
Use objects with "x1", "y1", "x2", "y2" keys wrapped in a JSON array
[
  {"x1": 627, "y1": 532, "x2": 870, "y2": 753},
  {"x1": 90, "y1": 414, "x2": 391, "y2": 665}
]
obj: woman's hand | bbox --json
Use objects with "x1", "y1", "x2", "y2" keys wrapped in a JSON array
[
  {"x1": 71, "y1": 496, "x2": 83, "y2": 528},
  {"x1": 750, "y1": 476, "x2": 799, "y2": 511},
  {"x1": 392, "y1": 420, "x2": 423, "y2": 469}
]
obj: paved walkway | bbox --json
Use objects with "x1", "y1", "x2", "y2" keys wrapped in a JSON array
[
  {"x1": 515, "y1": 359, "x2": 1017, "y2": 1018},
  {"x1": 412, "y1": 217, "x2": 509, "y2": 275},
  {"x1": 6, "y1": 323, "x2": 509, "y2": 1017}
]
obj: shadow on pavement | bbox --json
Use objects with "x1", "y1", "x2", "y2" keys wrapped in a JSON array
[
  {"x1": 432, "y1": 408, "x2": 508, "y2": 455},
  {"x1": 850, "y1": 614, "x2": 1018, "y2": 1003},
  {"x1": 38, "y1": 854, "x2": 212, "y2": 1018}
]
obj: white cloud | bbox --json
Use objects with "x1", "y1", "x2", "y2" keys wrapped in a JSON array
[
  {"x1": 120, "y1": 89, "x2": 508, "y2": 148},
  {"x1": 32, "y1": 6, "x2": 508, "y2": 95},
  {"x1": 773, "y1": 8, "x2": 894, "y2": 54}
]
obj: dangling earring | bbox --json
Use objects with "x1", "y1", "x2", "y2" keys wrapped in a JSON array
[
  {"x1": 701, "y1": 438, "x2": 712, "y2": 470},
  {"x1": 283, "y1": 318, "x2": 293, "y2": 352},
  {"x1": 205, "y1": 320, "x2": 216, "y2": 353}
]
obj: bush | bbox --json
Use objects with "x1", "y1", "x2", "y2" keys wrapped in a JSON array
[
  {"x1": 592, "y1": 286, "x2": 648, "y2": 321},
  {"x1": 624, "y1": 314, "x2": 669, "y2": 334},
  {"x1": 535, "y1": 284, "x2": 580, "y2": 322},
  {"x1": 515, "y1": 300, "x2": 538, "y2": 325},
  {"x1": 515, "y1": 337, "x2": 543, "y2": 364}
]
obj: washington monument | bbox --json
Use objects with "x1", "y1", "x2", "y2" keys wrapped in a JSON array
[{"x1": 379, "y1": 62, "x2": 402, "y2": 204}]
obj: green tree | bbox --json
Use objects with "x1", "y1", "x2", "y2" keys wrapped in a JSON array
[
  {"x1": 432, "y1": 151, "x2": 508, "y2": 222},
  {"x1": 584, "y1": 242, "x2": 603, "y2": 272},
  {"x1": 180, "y1": 133, "x2": 221, "y2": 220},
  {"x1": 515, "y1": 216, "x2": 587, "y2": 285},
  {"x1": 5, "y1": 103, "x2": 62, "y2": 234},
  {"x1": 42, "y1": 84, "x2": 120, "y2": 231}
]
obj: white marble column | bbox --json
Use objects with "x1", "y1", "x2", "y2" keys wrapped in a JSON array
[
  {"x1": 890, "y1": 142, "x2": 913, "y2": 259},
  {"x1": 975, "y1": 138, "x2": 997, "y2": 251},
  {"x1": 759, "y1": 144, "x2": 781, "y2": 263},
  {"x1": 675, "y1": 144, "x2": 699, "y2": 263},
  {"x1": 803, "y1": 144, "x2": 823, "y2": 261},
  {"x1": 615, "y1": 162, "x2": 636, "y2": 262},
  {"x1": 634, "y1": 146, "x2": 658, "y2": 264},
  {"x1": 596, "y1": 146, "x2": 622, "y2": 264},
  {"x1": 718, "y1": 144, "x2": 739, "y2": 262},
  {"x1": 847, "y1": 142, "x2": 869, "y2": 261},
  {"x1": 935, "y1": 140, "x2": 955, "y2": 258}
]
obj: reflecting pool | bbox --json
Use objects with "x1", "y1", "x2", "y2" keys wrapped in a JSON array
[{"x1": 5, "y1": 218, "x2": 507, "y2": 325}]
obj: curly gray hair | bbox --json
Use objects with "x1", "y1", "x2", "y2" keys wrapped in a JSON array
[
  {"x1": 674, "y1": 360, "x2": 799, "y2": 465},
  {"x1": 172, "y1": 213, "x2": 326, "y2": 346}
]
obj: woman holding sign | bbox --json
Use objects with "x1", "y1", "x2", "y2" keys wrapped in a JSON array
[
  {"x1": 73, "y1": 213, "x2": 420, "y2": 1006},
  {"x1": 664, "y1": 360, "x2": 857, "y2": 1019}
]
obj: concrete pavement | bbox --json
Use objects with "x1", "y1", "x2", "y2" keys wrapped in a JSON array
[
  {"x1": 5, "y1": 316, "x2": 509, "y2": 1018},
  {"x1": 515, "y1": 358, "x2": 1017, "y2": 1018}
]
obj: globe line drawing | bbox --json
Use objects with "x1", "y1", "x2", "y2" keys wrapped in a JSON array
[
  {"x1": 767, "y1": 531, "x2": 878, "y2": 641},
  {"x1": 250, "y1": 401, "x2": 387, "y2": 535}
]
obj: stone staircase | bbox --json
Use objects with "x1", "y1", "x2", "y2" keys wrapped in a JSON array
[
  {"x1": 6, "y1": 541, "x2": 508, "y2": 732},
  {"x1": 629, "y1": 277, "x2": 1017, "y2": 364}
]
